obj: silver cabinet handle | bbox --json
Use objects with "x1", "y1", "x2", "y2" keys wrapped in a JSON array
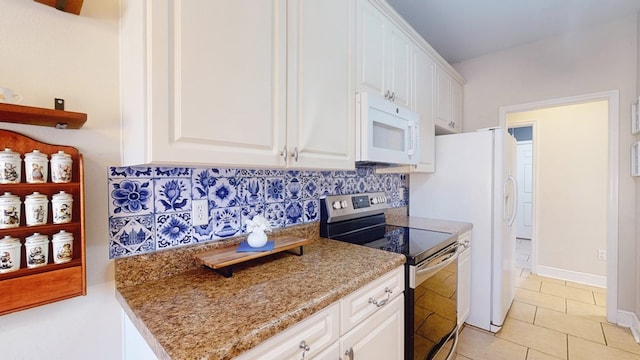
[
  {"x1": 390, "y1": 91, "x2": 395, "y2": 101},
  {"x1": 290, "y1": 147, "x2": 299, "y2": 162},
  {"x1": 368, "y1": 287, "x2": 392, "y2": 307},
  {"x1": 384, "y1": 90, "x2": 390, "y2": 99},
  {"x1": 344, "y1": 347, "x2": 354, "y2": 360},
  {"x1": 280, "y1": 145, "x2": 288, "y2": 163},
  {"x1": 299, "y1": 340, "x2": 310, "y2": 360}
]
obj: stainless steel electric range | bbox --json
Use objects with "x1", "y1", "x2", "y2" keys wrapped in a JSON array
[{"x1": 320, "y1": 192, "x2": 461, "y2": 360}]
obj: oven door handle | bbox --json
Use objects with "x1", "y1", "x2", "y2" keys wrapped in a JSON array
[{"x1": 415, "y1": 244, "x2": 462, "y2": 285}]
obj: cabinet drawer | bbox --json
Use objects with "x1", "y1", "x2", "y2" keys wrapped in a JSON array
[
  {"x1": 234, "y1": 303, "x2": 340, "y2": 360},
  {"x1": 0, "y1": 266, "x2": 84, "y2": 315},
  {"x1": 340, "y1": 266, "x2": 404, "y2": 334}
]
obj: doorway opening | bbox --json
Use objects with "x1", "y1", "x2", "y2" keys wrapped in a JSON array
[
  {"x1": 500, "y1": 90, "x2": 619, "y2": 323},
  {"x1": 507, "y1": 126, "x2": 533, "y2": 271}
]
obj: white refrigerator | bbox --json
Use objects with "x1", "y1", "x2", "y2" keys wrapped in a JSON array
[{"x1": 409, "y1": 128, "x2": 518, "y2": 332}]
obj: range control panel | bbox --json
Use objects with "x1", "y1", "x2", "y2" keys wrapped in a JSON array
[{"x1": 320, "y1": 192, "x2": 388, "y2": 223}]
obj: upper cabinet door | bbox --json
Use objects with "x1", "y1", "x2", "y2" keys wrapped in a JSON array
[
  {"x1": 356, "y1": 0, "x2": 387, "y2": 97},
  {"x1": 121, "y1": 0, "x2": 287, "y2": 167},
  {"x1": 434, "y1": 64, "x2": 463, "y2": 134},
  {"x1": 356, "y1": 0, "x2": 412, "y2": 107},
  {"x1": 387, "y1": 26, "x2": 412, "y2": 108},
  {"x1": 412, "y1": 47, "x2": 435, "y2": 172},
  {"x1": 286, "y1": 0, "x2": 356, "y2": 170}
]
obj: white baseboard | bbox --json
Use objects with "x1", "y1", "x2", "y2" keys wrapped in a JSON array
[
  {"x1": 536, "y1": 265, "x2": 606, "y2": 288},
  {"x1": 617, "y1": 310, "x2": 640, "y2": 343}
]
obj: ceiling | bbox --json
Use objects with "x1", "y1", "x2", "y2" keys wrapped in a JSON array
[{"x1": 386, "y1": 0, "x2": 640, "y2": 64}]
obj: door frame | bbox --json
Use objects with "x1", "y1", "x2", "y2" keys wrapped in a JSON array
[{"x1": 498, "y1": 90, "x2": 619, "y2": 323}]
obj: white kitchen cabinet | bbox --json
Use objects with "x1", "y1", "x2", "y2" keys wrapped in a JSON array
[
  {"x1": 123, "y1": 311, "x2": 158, "y2": 360},
  {"x1": 340, "y1": 295, "x2": 404, "y2": 360},
  {"x1": 457, "y1": 231, "x2": 472, "y2": 327},
  {"x1": 356, "y1": 0, "x2": 412, "y2": 108},
  {"x1": 120, "y1": 0, "x2": 355, "y2": 170},
  {"x1": 236, "y1": 266, "x2": 405, "y2": 360},
  {"x1": 435, "y1": 64, "x2": 463, "y2": 134},
  {"x1": 411, "y1": 46, "x2": 436, "y2": 172},
  {"x1": 374, "y1": 45, "x2": 435, "y2": 175}
]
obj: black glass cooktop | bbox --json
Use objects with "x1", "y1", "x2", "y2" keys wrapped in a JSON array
[{"x1": 359, "y1": 225, "x2": 457, "y2": 265}]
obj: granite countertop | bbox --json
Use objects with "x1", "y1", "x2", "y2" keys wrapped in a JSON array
[{"x1": 115, "y1": 224, "x2": 405, "y2": 360}]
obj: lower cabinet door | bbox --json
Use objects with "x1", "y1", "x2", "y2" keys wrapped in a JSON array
[{"x1": 340, "y1": 295, "x2": 404, "y2": 360}]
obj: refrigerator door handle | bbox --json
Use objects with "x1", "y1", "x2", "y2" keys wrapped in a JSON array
[{"x1": 506, "y1": 175, "x2": 518, "y2": 227}]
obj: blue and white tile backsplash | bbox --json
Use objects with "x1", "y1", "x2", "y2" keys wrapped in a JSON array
[{"x1": 107, "y1": 166, "x2": 408, "y2": 259}]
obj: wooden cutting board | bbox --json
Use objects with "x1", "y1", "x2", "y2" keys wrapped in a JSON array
[{"x1": 194, "y1": 236, "x2": 311, "y2": 276}]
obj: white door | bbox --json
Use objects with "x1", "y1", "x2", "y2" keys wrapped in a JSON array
[{"x1": 516, "y1": 141, "x2": 533, "y2": 239}]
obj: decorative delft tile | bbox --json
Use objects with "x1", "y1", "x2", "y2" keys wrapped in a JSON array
[
  {"x1": 154, "y1": 167, "x2": 191, "y2": 178},
  {"x1": 192, "y1": 168, "x2": 218, "y2": 200},
  {"x1": 284, "y1": 201, "x2": 304, "y2": 226},
  {"x1": 240, "y1": 204, "x2": 265, "y2": 232},
  {"x1": 356, "y1": 167, "x2": 371, "y2": 177},
  {"x1": 302, "y1": 176, "x2": 319, "y2": 200},
  {"x1": 382, "y1": 174, "x2": 394, "y2": 192},
  {"x1": 333, "y1": 170, "x2": 347, "y2": 178},
  {"x1": 239, "y1": 177, "x2": 265, "y2": 206},
  {"x1": 303, "y1": 200, "x2": 319, "y2": 222},
  {"x1": 286, "y1": 174, "x2": 303, "y2": 201},
  {"x1": 108, "y1": 178, "x2": 154, "y2": 217},
  {"x1": 240, "y1": 169, "x2": 265, "y2": 177},
  {"x1": 108, "y1": 215, "x2": 155, "y2": 259},
  {"x1": 332, "y1": 177, "x2": 346, "y2": 195},
  {"x1": 263, "y1": 169, "x2": 284, "y2": 177},
  {"x1": 318, "y1": 177, "x2": 334, "y2": 196},
  {"x1": 344, "y1": 170, "x2": 357, "y2": 177},
  {"x1": 367, "y1": 175, "x2": 383, "y2": 192},
  {"x1": 154, "y1": 178, "x2": 192, "y2": 213},
  {"x1": 265, "y1": 177, "x2": 285, "y2": 203},
  {"x1": 211, "y1": 167, "x2": 239, "y2": 178},
  {"x1": 209, "y1": 177, "x2": 238, "y2": 208},
  {"x1": 156, "y1": 212, "x2": 192, "y2": 249},
  {"x1": 211, "y1": 207, "x2": 241, "y2": 238},
  {"x1": 387, "y1": 190, "x2": 401, "y2": 207},
  {"x1": 109, "y1": 166, "x2": 153, "y2": 178},
  {"x1": 192, "y1": 221, "x2": 214, "y2": 243},
  {"x1": 345, "y1": 177, "x2": 359, "y2": 194},
  {"x1": 264, "y1": 202, "x2": 285, "y2": 229},
  {"x1": 356, "y1": 178, "x2": 368, "y2": 193}
]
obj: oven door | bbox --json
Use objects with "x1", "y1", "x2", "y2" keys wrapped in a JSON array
[{"x1": 409, "y1": 243, "x2": 460, "y2": 360}]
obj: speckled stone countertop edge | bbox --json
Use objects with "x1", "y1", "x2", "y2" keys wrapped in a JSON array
[{"x1": 115, "y1": 237, "x2": 406, "y2": 360}]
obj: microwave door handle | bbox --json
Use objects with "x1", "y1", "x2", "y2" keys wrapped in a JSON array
[{"x1": 407, "y1": 120, "x2": 416, "y2": 156}]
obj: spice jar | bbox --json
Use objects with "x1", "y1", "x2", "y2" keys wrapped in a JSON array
[
  {"x1": 24, "y1": 150, "x2": 48, "y2": 183},
  {"x1": 52, "y1": 230, "x2": 73, "y2": 264},
  {"x1": 0, "y1": 148, "x2": 21, "y2": 184},
  {"x1": 0, "y1": 192, "x2": 21, "y2": 229},
  {"x1": 52, "y1": 191, "x2": 73, "y2": 224},
  {"x1": 24, "y1": 192, "x2": 48, "y2": 226},
  {"x1": 0, "y1": 235, "x2": 21, "y2": 273},
  {"x1": 50, "y1": 151, "x2": 72, "y2": 183},
  {"x1": 25, "y1": 233, "x2": 49, "y2": 268}
]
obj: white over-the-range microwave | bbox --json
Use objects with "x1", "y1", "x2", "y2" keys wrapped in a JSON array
[{"x1": 356, "y1": 92, "x2": 419, "y2": 166}]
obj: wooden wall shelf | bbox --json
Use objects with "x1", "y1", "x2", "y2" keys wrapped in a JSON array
[
  {"x1": 0, "y1": 129, "x2": 86, "y2": 316},
  {"x1": 0, "y1": 103, "x2": 87, "y2": 129}
]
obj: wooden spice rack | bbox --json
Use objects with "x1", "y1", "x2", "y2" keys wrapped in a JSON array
[
  {"x1": 0, "y1": 103, "x2": 87, "y2": 129},
  {"x1": 0, "y1": 129, "x2": 86, "y2": 315},
  {"x1": 194, "y1": 236, "x2": 310, "y2": 277}
]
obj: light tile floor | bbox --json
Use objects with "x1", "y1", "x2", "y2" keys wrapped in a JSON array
[{"x1": 455, "y1": 239, "x2": 640, "y2": 360}]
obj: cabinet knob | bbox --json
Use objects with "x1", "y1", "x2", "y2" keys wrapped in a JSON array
[
  {"x1": 384, "y1": 90, "x2": 390, "y2": 99},
  {"x1": 280, "y1": 145, "x2": 288, "y2": 159},
  {"x1": 390, "y1": 91, "x2": 395, "y2": 101},
  {"x1": 344, "y1": 347, "x2": 354, "y2": 360},
  {"x1": 299, "y1": 340, "x2": 310, "y2": 359},
  {"x1": 290, "y1": 147, "x2": 299, "y2": 162}
]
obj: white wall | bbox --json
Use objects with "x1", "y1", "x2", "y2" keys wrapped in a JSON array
[
  {"x1": 0, "y1": 1, "x2": 122, "y2": 359},
  {"x1": 508, "y1": 101, "x2": 608, "y2": 282},
  {"x1": 455, "y1": 16, "x2": 638, "y2": 312}
]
